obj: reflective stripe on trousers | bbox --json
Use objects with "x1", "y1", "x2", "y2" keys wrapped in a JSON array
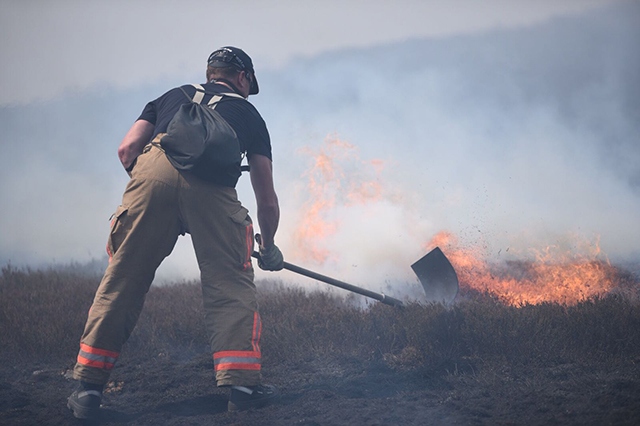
[
  {"x1": 76, "y1": 343, "x2": 119, "y2": 370},
  {"x1": 213, "y1": 311, "x2": 262, "y2": 372}
]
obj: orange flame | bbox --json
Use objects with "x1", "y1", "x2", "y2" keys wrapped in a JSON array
[
  {"x1": 290, "y1": 137, "x2": 633, "y2": 305},
  {"x1": 292, "y1": 136, "x2": 385, "y2": 263},
  {"x1": 426, "y1": 232, "x2": 620, "y2": 306}
]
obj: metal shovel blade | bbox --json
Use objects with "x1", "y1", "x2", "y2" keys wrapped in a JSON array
[{"x1": 411, "y1": 247, "x2": 459, "y2": 304}]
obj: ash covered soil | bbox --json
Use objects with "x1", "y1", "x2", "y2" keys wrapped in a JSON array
[
  {"x1": 2, "y1": 352, "x2": 640, "y2": 425},
  {"x1": 3, "y1": 266, "x2": 640, "y2": 425}
]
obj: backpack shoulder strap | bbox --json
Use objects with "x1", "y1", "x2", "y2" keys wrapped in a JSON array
[
  {"x1": 180, "y1": 84, "x2": 245, "y2": 108},
  {"x1": 177, "y1": 85, "x2": 205, "y2": 104},
  {"x1": 191, "y1": 84, "x2": 206, "y2": 104},
  {"x1": 206, "y1": 90, "x2": 244, "y2": 109}
]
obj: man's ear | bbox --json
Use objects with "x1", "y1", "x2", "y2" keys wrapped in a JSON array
[{"x1": 237, "y1": 71, "x2": 250, "y2": 95}]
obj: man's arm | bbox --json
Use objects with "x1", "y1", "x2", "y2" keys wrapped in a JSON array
[
  {"x1": 249, "y1": 154, "x2": 280, "y2": 248},
  {"x1": 117, "y1": 119, "x2": 155, "y2": 171}
]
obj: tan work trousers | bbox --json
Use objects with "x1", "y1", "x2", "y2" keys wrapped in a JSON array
[{"x1": 73, "y1": 144, "x2": 261, "y2": 387}]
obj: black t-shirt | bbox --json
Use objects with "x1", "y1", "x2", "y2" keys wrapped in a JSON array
[{"x1": 138, "y1": 82, "x2": 272, "y2": 162}]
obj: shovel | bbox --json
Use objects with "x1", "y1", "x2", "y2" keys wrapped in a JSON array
[
  {"x1": 411, "y1": 247, "x2": 459, "y2": 305},
  {"x1": 252, "y1": 246, "x2": 458, "y2": 307}
]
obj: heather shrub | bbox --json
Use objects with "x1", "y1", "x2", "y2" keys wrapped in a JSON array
[
  {"x1": 1, "y1": 264, "x2": 639, "y2": 378},
  {"x1": 0, "y1": 265, "x2": 99, "y2": 361}
]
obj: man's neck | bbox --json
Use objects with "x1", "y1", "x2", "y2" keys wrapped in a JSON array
[
  {"x1": 209, "y1": 79, "x2": 232, "y2": 90},
  {"x1": 208, "y1": 79, "x2": 244, "y2": 98}
]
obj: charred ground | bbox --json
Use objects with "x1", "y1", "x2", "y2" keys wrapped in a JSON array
[{"x1": 1, "y1": 265, "x2": 640, "y2": 425}]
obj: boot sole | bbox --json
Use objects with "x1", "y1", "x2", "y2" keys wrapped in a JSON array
[
  {"x1": 228, "y1": 393, "x2": 278, "y2": 412},
  {"x1": 67, "y1": 397, "x2": 101, "y2": 420},
  {"x1": 228, "y1": 399, "x2": 270, "y2": 412}
]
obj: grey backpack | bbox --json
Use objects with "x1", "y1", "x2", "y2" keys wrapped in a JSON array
[{"x1": 158, "y1": 84, "x2": 245, "y2": 186}]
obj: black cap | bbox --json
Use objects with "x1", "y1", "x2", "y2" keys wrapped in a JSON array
[{"x1": 207, "y1": 46, "x2": 259, "y2": 95}]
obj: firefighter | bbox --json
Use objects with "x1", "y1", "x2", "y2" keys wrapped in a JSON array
[{"x1": 68, "y1": 46, "x2": 283, "y2": 420}]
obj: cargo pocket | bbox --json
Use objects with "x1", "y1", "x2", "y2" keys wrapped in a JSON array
[
  {"x1": 230, "y1": 207, "x2": 253, "y2": 271},
  {"x1": 106, "y1": 205, "x2": 129, "y2": 262}
]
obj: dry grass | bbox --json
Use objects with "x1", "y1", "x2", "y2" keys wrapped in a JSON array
[
  {"x1": 2, "y1": 263, "x2": 640, "y2": 425},
  {"x1": 1, "y1": 263, "x2": 639, "y2": 374}
]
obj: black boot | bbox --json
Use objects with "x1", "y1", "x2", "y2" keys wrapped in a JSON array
[
  {"x1": 67, "y1": 382, "x2": 103, "y2": 420},
  {"x1": 228, "y1": 384, "x2": 278, "y2": 411}
]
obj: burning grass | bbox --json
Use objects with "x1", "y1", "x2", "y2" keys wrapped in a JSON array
[
  {"x1": 427, "y1": 232, "x2": 639, "y2": 307},
  {"x1": 287, "y1": 135, "x2": 634, "y2": 312}
]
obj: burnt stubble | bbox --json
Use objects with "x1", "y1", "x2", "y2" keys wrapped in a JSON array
[{"x1": 1, "y1": 264, "x2": 639, "y2": 425}]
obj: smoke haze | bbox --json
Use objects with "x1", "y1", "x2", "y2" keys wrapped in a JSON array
[{"x1": 1, "y1": 1, "x2": 638, "y2": 290}]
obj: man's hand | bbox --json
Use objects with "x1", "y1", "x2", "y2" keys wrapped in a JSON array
[{"x1": 256, "y1": 234, "x2": 284, "y2": 271}]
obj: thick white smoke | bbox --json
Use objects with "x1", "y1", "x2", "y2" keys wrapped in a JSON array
[{"x1": 0, "y1": 2, "x2": 638, "y2": 292}]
